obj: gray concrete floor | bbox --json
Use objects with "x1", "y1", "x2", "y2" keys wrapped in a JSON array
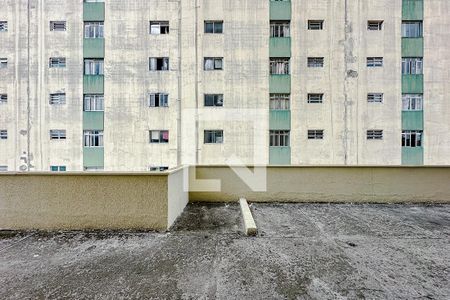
[{"x1": 0, "y1": 203, "x2": 449, "y2": 299}]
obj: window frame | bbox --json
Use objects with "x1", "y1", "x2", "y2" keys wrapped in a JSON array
[
  {"x1": 308, "y1": 20, "x2": 324, "y2": 30},
  {"x1": 0, "y1": 129, "x2": 7, "y2": 140},
  {"x1": 367, "y1": 93, "x2": 384, "y2": 103},
  {"x1": 204, "y1": 57, "x2": 223, "y2": 71},
  {"x1": 204, "y1": 94, "x2": 224, "y2": 107},
  {"x1": 49, "y1": 57, "x2": 66, "y2": 68},
  {"x1": 307, "y1": 93, "x2": 324, "y2": 104},
  {"x1": 269, "y1": 130, "x2": 290, "y2": 147},
  {"x1": 84, "y1": 130, "x2": 104, "y2": 147},
  {"x1": 307, "y1": 130, "x2": 324, "y2": 140},
  {"x1": 50, "y1": 21, "x2": 67, "y2": 31},
  {"x1": 149, "y1": 57, "x2": 170, "y2": 71},
  {"x1": 50, "y1": 129, "x2": 67, "y2": 140},
  {"x1": 148, "y1": 93, "x2": 169, "y2": 108},
  {"x1": 367, "y1": 57, "x2": 383, "y2": 67},
  {"x1": 0, "y1": 94, "x2": 7, "y2": 104},
  {"x1": 49, "y1": 93, "x2": 66, "y2": 105},
  {"x1": 149, "y1": 130, "x2": 169, "y2": 144},
  {"x1": 150, "y1": 21, "x2": 170, "y2": 35},
  {"x1": 270, "y1": 58, "x2": 290, "y2": 75},
  {"x1": 204, "y1": 21, "x2": 223, "y2": 34},
  {"x1": 270, "y1": 21, "x2": 290, "y2": 38},
  {"x1": 84, "y1": 94, "x2": 104, "y2": 111},
  {"x1": 402, "y1": 94, "x2": 423, "y2": 111},
  {"x1": 367, "y1": 130, "x2": 383, "y2": 140},
  {"x1": 402, "y1": 57, "x2": 423, "y2": 75},
  {"x1": 367, "y1": 20, "x2": 383, "y2": 31},
  {"x1": 84, "y1": 21, "x2": 104, "y2": 38},
  {"x1": 270, "y1": 94, "x2": 290, "y2": 110},
  {"x1": 307, "y1": 57, "x2": 324, "y2": 68},
  {"x1": 402, "y1": 130, "x2": 423, "y2": 148},
  {"x1": 204, "y1": 130, "x2": 224, "y2": 144}
]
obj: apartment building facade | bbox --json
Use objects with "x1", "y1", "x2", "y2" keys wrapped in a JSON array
[{"x1": 0, "y1": 0, "x2": 449, "y2": 171}]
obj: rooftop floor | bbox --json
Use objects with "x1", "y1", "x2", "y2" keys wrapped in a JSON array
[{"x1": 1, "y1": 203, "x2": 449, "y2": 299}]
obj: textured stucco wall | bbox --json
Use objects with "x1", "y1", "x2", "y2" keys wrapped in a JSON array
[
  {"x1": 189, "y1": 166, "x2": 450, "y2": 203},
  {"x1": 0, "y1": 173, "x2": 169, "y2": 230}
]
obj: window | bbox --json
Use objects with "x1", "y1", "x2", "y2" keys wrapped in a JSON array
[
  {"x1": 0, "y1": 21, "x2": 7, "y2": 32},
  {"x1": 0, "y1": 94, "x2": 7, "y2": 104},
  {"x1": 367, "y1": 57, "x2": 383, "y2": 67},
  {"x1": 0, "y1": 166, "x2": 7, "y2": 172},
  {"x1": 204, "y1": 94, "x2": 223, "y2": 107},
  {"x1": 270, "y1": 58, "x2": 290, "y2": 74},
  {"x1": 84, "y1": 130, "x2": 103, "y2": 147},
  {"x1": 149, "y1": 93, "x2": 169, "y2": 107},
  {"x1": 367, "y1": 130, "x2": 383, "y2": 140},
  {"x1": 402, "y1": 58, "x2": 423, "y2": 75},
  {"x1": 402, "y1": 94, "x2": 423, "y2": 111},
  {"x1": 84, "y1": 22, "x2": 104, "y2": 38},
  {"x1": 270, "y1": 94, "x2": 290, "y2": 110},
  {"x1": 204, "y1": 130, "x2": 223, "y2": 144},
  {"x1": 402, "y1": 130, "x2": 423, "y2": 147},
  {"x1": 84, "y1": 59, "x2": 104, "y2": 75},
  {"x1": 84, "y1": 94, "x2": 104, "y2": 111},
  {"x1": 150, "y1": 21, "x2": 169, "y2": 35},
  {"x1": 367, "y1": 93, "x2": 383, "y2": 103},
  {"x1": 49, "y1": 57, "x2": 66, "y2": 68},
  {"x1": 149, "y1": 57, "x2": 169, "y2": 71},
  {"x1": 402, "y1": 21, "x2": 422, "y2": 38},
  {"x1": 367, "y1": 21, "x2": 383, "y2": 31},
  {"x1": 50, "y1": 130, "x2": 66, "y2": 140},
  {"x1": 308, "y1": 130, "x2": 324, "y2": 140},
  {"x1": 270, "y1": 21, "x2": 290, "y2": 37},
  {"x1": 50, "y1": 166, "x2": 66, "y2": 172},
  {"x1": 0, "y1": 58, "x2": 7, "y2": 68},
  {"x1": 204, "y1": 57, "x2": 223, "y2": 70},
  {"x1": 307, "y1": 93, "x2": 323, "y2": 104},
  {"x1": 50, "y1": 21, "x2": 66, "y2": 31},
  {"x1": 148, "y1": 166, "x2": 169, "y2": 172},
  {"x1": 205, "y1": 21, "x2": 223, "y2": 34},
  {"x1": 308, "y1": 20, "x2": 324, "y2": 30},
  {"x1": 270, "y1": 130, "x2": 290, "y2": 147},
  {"x1": 49, "y1": 93, "x2": 66, "y2": 105},
  {"x1": 0, "y1": 130, "x2": 7, "y2": 140},
  {"x1": 149, "y1": 130, "x2": 169, "y2": 143},
  {"x1": 307, "y1": 57, "x2": 324, "y2": 68}
]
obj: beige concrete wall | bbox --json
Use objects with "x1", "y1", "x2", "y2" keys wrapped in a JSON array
[
  {"x1": 189, "y1": 166, "x2": 450, "y2": 203},
  {"x1": 0, "y1": 173, "x2": 170, "y2": 230},
  {"x1": 167, "y1": 167, "x2": 188, "y2": 228}
]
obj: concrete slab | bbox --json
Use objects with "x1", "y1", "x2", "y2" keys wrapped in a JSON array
[
  {"x1": 239, "y1": 198, "x2": 257, "y2": 236},
  {"x1": 0, "y1": 204, "x2": 449, "y2": 299}
]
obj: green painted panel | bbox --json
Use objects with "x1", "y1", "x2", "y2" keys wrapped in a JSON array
[
  {"x1": 402, "y1": 74, "x2": 423, "y2": 93},
  {"x1": 402, "y1": 147, "x2": 423, "y2": 165},
  {"x1": 83, "y1": 111, "x2": 104, "y2": 130},
  {"x1": 83, "y1": 147, "x2": 104, "y2": 168},
  {"x1": 84, "y1": 38, "x2": 105, "y2": 58},
  {"x1": 84, "y1": 75, "x2": 104, "y2": 94},
  {"x1": 269, "y1": 75, "x2": 291, "y2": 93},
  {"x1": 402, "y1": 111, "x2": 423, "y2": 130},
  {"x1": 402, "y1": 38, "x2": 423, "y2": 57},
  {"x1": 402, "y1": 0, "x2": 423, "y2": 20},
  {"x1": 83, "y1": 2, "x2": 105, "y2": 21},
  {"x1": 269, "y1": 110, "x2": 291, "y2": 130},
  {"x1": 269, "y1": 146, "x2": 291, "y2": 165},
  {"x1": 269, "y1": 37, "x2": 291, "y2": 57},
  {"x1": 270, "y1": 1, "x2": 291, "y2": 20}
]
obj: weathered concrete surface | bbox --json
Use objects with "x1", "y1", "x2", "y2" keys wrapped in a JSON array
[{"x1": 0, "y1": 203, "x2": 449, "y2": 299}]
